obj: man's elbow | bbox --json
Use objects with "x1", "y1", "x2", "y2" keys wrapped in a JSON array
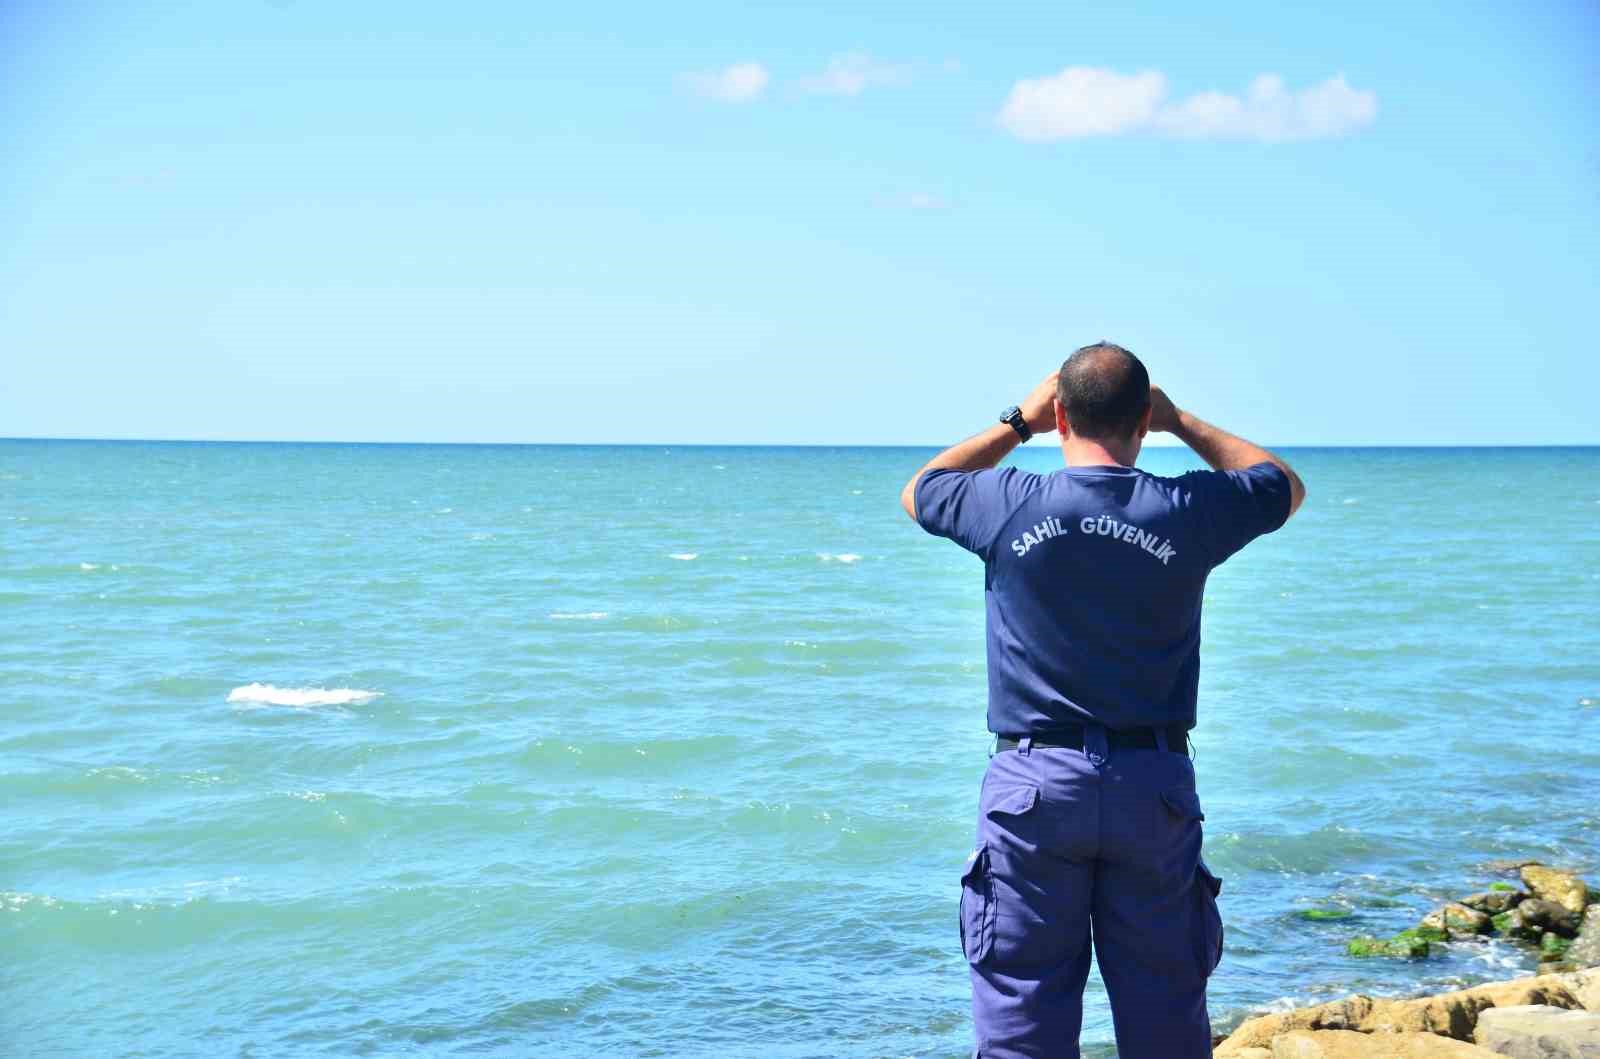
[
  {"x1": 900, "y1": 476, "x2": 920, "y2": 521},
  {"x1": 1285, "y1": 469, "x2": 1307, "y2": 518}
]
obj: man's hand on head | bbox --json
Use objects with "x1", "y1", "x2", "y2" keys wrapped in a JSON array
[
  {"x1": 1021, "y1": 371, "x2": 1061, "y2": 435},
  {"x1": 1148, "y1": 385, "x2": 1181, "y2": 433}
]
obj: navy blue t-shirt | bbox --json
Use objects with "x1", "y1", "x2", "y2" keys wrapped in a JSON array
[{"x1": 914, "y1": 461, "x2": 1291, "y2": 734}]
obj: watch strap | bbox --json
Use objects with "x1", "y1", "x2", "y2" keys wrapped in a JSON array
[{"x1": 1001, "y1": 405, "x2": 1032, "y2": 442}]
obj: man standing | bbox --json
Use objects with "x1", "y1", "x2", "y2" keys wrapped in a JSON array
[{"x1": 901, "y1": 342, "x2": 1304, "y2": 1059}]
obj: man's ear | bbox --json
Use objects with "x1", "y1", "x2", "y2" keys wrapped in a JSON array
[
  {"x1": 1136, "y1": 404, "x2": 1153, "y2": 439},
  {"x1": 1055, "y1": 402, "x2": 1070, "y2": 437}
]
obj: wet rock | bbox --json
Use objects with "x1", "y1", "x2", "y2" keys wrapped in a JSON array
[
  {"x1": 1463, "y1": 889, "x2": 1528, "y2": 914},
  {"x1": 1486, "y1": 859, "x2": 1545, "y2": 873},
  {"x1": 1474, "y1": 1003, "x2": 1600, "y2": 1058},
  {"x1": 1349, "y1": 930, "x2": 1434, "y2": 958},
  {"x1": 1570, "y1": 907, "x2": 1600, "y2": 968},
  {"x1": 1508, "y1": 900, "x2": 1585, "y2": 940},
  {"x1": 1269, "y1": 1029, "x2": 1499, "y2": 1057},
  {"x1": 1543, "y1": 934, "x2": 1576, "y2": 961},
  {"x1": 1357, "y1": 974, "x2": 1583, "y2": 1039},
  {"x1": 1522, "y1": 866, "x2": 1591, "y2": 917},
  {"x1": 1296, "y1": 907, "x2": 1353, "y2": 922},
  {"x1": 1423, "y1": 903, "x2": 1493, "y2": 936}
]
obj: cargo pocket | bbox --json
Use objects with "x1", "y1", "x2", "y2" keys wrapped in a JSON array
[
  {"x1": 1161, "y1": 785, "x2": 1223, "y2": 977},
  {"x1": 958, "y1": 845, "x2": 995, "y2": 965},
  {"x1": 1195, "y1": 859, "x2": 1224, "y2": 977}
]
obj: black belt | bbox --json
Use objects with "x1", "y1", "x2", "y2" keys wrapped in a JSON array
[{"x1": 995, "y1": 723, "x2": 1190, "y2": 756}]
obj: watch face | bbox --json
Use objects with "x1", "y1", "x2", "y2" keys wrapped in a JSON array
[{"x1": 1002, "y1": 406, "x2": 1021, "y2": 422}]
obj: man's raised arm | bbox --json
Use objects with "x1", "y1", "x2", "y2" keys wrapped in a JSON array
[
  {"x1": 899, "y1": 372, "x2": 1059, "y2": 521},
  {"x1": 1149, "y1": 385, "x2": 1307, "y2": 517}
]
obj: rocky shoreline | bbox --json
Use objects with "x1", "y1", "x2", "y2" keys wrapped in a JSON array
[{"x1": 1212, "y1": 863, "x2": 1600, "y2": 1057}]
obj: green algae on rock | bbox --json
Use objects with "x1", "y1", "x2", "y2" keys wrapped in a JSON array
[
  {"x1": 1348, "y1": 930, "x2": 1434, "y2": 958},
  {"x1": 1298, "y1": 908, "x2": 1353, "y2": 922}
]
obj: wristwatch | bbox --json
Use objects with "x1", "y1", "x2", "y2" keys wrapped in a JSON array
[{"x1": 1000, "y1": 405, "x2": 1032, "y2": 442}]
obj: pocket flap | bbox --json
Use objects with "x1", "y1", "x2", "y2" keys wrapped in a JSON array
[
  {"x1": 985, "y1": 784, "x2": 1039, "y2": 817},
  {"x1": 961, "y1": 845, "x2": 986, "y2": 884},
  {"x1": 1161, "y1": 786, "x2": 1205, "y2": 821}
]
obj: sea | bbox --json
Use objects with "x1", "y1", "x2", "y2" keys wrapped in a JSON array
[{"x1": 3, "y1": 439, "x2": 1597, "y2": 1058}]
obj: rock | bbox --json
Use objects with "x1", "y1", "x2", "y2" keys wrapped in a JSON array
[
  {"x1": 1570, "y1": 908, "x2": 1600, "y2": 967},
  {"x1": 1269, "y1": 1029, "x2": 1500, "y2": 1057},
  {"x1": 1510, "y1": 900, "x2": 1585, "y2": 940},
  {"x1": 1522, "y1": 867, "x2": 1590, "y2": 916},
  {"x1": 1351, "y1": 932, "x2": 1434, "y2": 958},
  {"x1": 1474, "y1": 1004, "x2": 1600, "y2": 1057},
  {"x1": 1544, "y1": 934, "x2": 1577, "y2": 961},
  {"x1": 1215, "y1": 997, "x2": 1378, "y2": 1054},
  {"x1": 1230, "y1": 1050, "x2": 1273, "y2": 1059},
  {"x1": 1357, "y1": 974, "x2": 1583, "y2": 1039},
  {"x1": 1487, "y1": 860, "x2": 1545, "y2": 874},
  {"x1": 1559, "y1": 968, "x2": 1600, "y2": 1013},
  {"x1": 1424, "y1": 903, "x2": 1494, "y2": 936},
  {"x1": 1214, "y1": 975, "x2": 1598, "y2": 1056},
  {"x1": 1464, "y1": 890, "x2": 1528, "y2": 914}
]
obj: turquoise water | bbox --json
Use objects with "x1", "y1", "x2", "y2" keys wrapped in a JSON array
[{"x1": 3, "y1": 440, "x2": 1597, "y2": 1057}]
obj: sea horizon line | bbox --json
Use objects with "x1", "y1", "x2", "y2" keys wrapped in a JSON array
[{"x1": 3, "y1": 435, "x2": 1598, "y2": 451}]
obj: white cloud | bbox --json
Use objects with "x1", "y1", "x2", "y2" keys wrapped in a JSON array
[
  {"x1": 683, "y1": 62, "x2": 770, "y2": 103},
  {"x1": 798, "y1": 53, "x2": 911, "y2": 96},
  {"x1": 1153, "y1": 75, "x2": 1376, "y2": 141},
  {"x1": 997, "y1": 67, "x2": 1376, "y2": 143},
  {"x1": 998, "y1": 68, "x2": 1166, "y2": 141}
]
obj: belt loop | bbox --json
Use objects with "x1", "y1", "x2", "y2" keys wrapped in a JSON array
[
  {"x1": 1154, "y1": 727, "x2": 1170, "y2": 754},
  {"x1": 1017, "y1": 735, "x2": 1033, "y2": 757}
]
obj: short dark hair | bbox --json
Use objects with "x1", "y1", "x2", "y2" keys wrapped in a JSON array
[{"x1": 1056, "y1": 342, "x2": 1150, "y2": 440}]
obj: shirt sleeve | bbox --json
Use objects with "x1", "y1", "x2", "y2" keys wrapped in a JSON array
[
  {"x1": 1189, "y1": 461, "x2": 1294, "y2": 567},
  {"x1": 913, "y1": 466, "x2": 1038, "y2": 560}
]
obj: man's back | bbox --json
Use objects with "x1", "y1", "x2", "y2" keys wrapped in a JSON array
[{"x1": 916, "y1": 460, "x2": 1292, "y2": 733}]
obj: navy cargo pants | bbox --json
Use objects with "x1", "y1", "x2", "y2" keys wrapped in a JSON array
[{"x1": 959, "y1": 726, "x2": 1223, "y2": 1058}]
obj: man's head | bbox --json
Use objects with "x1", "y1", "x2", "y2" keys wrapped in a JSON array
[{"x1": 1056, "y1": 342, "x2": 1151, "y2": 441}]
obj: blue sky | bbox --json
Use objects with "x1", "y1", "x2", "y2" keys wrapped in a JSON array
[{"x1": 3, "y1": 1, "x2": 1596, "y2": 445}]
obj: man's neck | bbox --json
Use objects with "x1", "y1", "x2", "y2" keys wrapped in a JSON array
[{"x1": 1061, "y1": 435, "x2": 1139, "y2": 468}]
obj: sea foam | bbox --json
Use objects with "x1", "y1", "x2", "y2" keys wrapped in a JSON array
[
  {"x1": 818, "y1": 552, "x2": 862, "y2": 564},
  {"x1": 668, "y1": 553, "x2": 699, "y2": 561},
  {"x1": 226, "y1": 683, "x2": 383, "y2": 707}
]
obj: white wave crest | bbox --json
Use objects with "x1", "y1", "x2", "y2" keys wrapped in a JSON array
[
  {"x1": 818, "y1": 552, "x2": 862, "y2": 564},
  {"x1": 227, "y1": 683, "x2": 382, "y2": 707},
  {"x1": 549, "y1": 611, "x2": 608, "y2": 621},
  {"x1": 668, "y1": 553, "x2": 699, "y2": 561}
]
